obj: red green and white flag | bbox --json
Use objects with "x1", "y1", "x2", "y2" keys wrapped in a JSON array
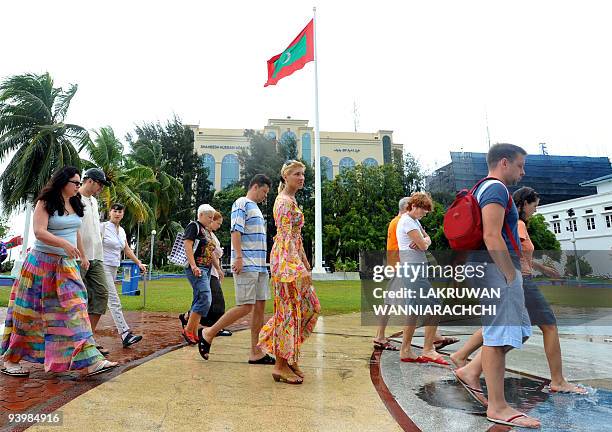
[{"x1": 264, "y1": 19, "x2": 314, "y2": 87}]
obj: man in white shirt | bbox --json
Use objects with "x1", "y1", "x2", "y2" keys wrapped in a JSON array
[{"x1": 78, "y1": 168, "x2": 111, "y2": 352}]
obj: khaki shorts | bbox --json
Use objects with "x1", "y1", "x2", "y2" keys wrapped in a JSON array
[
  {"x1": 233, "y1": 272, "x2": 270, "y2": 305},
  {"x1": 80, "y1": 259, "x2": 109, "y2": 315}
]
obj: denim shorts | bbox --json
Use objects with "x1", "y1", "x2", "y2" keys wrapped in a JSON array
[
  {"x1": 186, "y1": 266, "x2": 212, "y2": 316},
  {"x1": 478, "y1": 265, "x2": 532, "y2": 349}
]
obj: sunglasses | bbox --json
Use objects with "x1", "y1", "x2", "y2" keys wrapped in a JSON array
[{"x1": 68, "y1": 180, "x2": 82, "y2": 186}]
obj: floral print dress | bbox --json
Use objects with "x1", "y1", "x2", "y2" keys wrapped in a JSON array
[{"x1": 258, "y1": 196, "x2": 320, "y2": 364}]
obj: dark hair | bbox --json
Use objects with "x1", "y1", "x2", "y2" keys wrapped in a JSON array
[
  {"x1": 110, "y1": 203, "x2": 125, "y2": 211},
  {"x1": 487, "y1": 143, "x2": 527, "y2": 169},
  {"x1": 35, "y1": 166, "x2": 85, "y2": 217},
  {"x1": 512, "y1": 186, "x2": 540, "y2": 222},
  {"x1": 249, "y1": 174, "x2": 272, "y2": 189}
]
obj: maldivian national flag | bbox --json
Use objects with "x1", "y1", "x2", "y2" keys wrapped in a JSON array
[{"x1": 264, "y1": 19, "x2": 314, "y2": 87}]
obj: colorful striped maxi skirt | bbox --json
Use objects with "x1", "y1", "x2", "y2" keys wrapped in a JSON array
[
  {"x1": 258, "y1": 275, "x2": 321, "y2": 365},
  {"x1": 1, "y1": 250, "x2": 104, "y2": 372}
]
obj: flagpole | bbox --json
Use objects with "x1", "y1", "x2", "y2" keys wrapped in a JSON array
[{"x1": 312, "y1": 6, "x2": 325, "y2": 274}]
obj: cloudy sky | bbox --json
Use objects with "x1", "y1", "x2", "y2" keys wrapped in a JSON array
[{"x1": 2, "y1": 0, "x2": 612, "y2": 240}]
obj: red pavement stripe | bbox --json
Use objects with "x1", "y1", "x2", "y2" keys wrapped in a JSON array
[{"x1": 370, "y1": 349, "x2": 422, "y2": 432}]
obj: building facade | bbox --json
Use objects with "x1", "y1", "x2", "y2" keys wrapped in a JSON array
[
  {"x1": 188, "y1": 118, "x2": 403, "y2": 190},
  {"x1": 536, "y1": 174, "x2": 612, "y2": 276},
  {"x1": 426, "y1": 152, "x2": 612, "y2": 205}
]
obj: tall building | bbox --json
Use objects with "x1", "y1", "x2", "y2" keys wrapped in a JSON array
[
  {"x1": 426, "y1": 152, "x2": 612, "y2": 205},
  {"x1": 187, "y1": 117, "x2": 403, "y2": 190}
]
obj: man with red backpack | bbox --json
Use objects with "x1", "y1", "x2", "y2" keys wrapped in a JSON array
[{"x1": 445, "y1": 143, "x2": 540, "y2": 429}]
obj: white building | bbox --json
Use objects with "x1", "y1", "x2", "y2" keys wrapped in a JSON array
[{"x1": 537, "y1": 174, "x2": 612, "y2": 276}]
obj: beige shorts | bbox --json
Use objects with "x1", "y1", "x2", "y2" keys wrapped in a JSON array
[{"x1": 233, "y1": 272, "x2": 270, "y2": 305}]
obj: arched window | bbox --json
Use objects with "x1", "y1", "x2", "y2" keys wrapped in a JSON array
[
  {"x1": 221, "y1": 154, "x2": 239, "y2": 188},
  {"x1": 339, "y1": 157, "x2": 356, "y2": 173},
  {"x1": 320, "y1": 156, "x2": 333, "y2": 180},
  {"x1": 362, "y1": 158, "x2": 378, "y2": 167},
  {"x1": 281, "y1": 130, "x2": 297, "y2": 144},
  {"x1": 201, "y1": 153, "x2": 215, "y2": 185},
  {"x1": 265, "y1": 130, "x2": 276, "y2": 140},
  {"x1": 383, "y1": 135, "x2": 392, "y2": 164},
  {"x1": 301, "y1": 133, "x2": 312, "y2": 163}
]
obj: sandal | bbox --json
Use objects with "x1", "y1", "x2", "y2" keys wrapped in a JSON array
[
  {"x1": 178, "y1": 313, "x2": 188, "y2": 330},
  {"x1": 96, "y1": 345, "x2": 110, "y2": 356},
  {"x1": 85, "y1": 360, "x2": 118, "y2": 377},
  {"x1": 434, "y1": 337, "x2": 460, "y2": 350},
  {"x1": 248, "y1": 354, "x2": 276, "y2": 365},
  {"x1": 1, "y1": 365, "x2": 29, "y2": 377},
  {"x1": 181, "y1": 329, "x2": 198, "y2": 345},
  {"x1": 373, "y1": 340, "x2": 399, "y2": 351},
  {"x1": 272, "y1": 372, "x2": 303, "y2": 385},
  {"x1": 422, "y1": 355, "x2": 450, "y2": 366},
  {"x1": 198, "y1": 328, "x2": 211, "y2": 360},
  {"x1": 289, "y1": 363, "x2": 304, "y2": 378}
]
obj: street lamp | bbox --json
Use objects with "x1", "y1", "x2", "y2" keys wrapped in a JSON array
[
  {"x1": 566, "y1": 208, "x2": 581, "y2": 284},
  {"x1": 149, "y1": 230, "x2": 156, "y2": 281}
]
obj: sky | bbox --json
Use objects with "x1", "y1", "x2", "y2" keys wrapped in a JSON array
[{"x1": 2, "y1": 0, "x2": 612, "y2": 243}]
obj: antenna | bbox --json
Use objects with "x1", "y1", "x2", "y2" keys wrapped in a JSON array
[
  {"x1": 539, "y1": 142, "x2": 548, "y2": 155},
  {"x1": 485, "y1": 109, "x2": 491, "y2": 149},
  {"x1": 353, "y1": 100, "x2": 360, "y2": 132}
]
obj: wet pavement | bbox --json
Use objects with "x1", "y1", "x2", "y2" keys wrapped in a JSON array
[{"x1": 0, "y1": 309, "x2": 254, "y2": 432}]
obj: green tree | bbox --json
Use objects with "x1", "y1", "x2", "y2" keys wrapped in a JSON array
[
  {"x1": 527, "y1": 214, "x2": 561, "y2": 251},
  {"x1": 0, "y1": 73, "x2": 89, "y2": 213},
  {"x1": 211, "y1": 185, "x2": 246, "y2": 261},
  {"x1": 420, "y1": 201, "x2": 450, "y2": 250},
  {"x1": 84, "y1": 126, "x2": 153, "y2": 228}
]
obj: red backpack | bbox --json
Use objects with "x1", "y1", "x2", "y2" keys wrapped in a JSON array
[{"x1": 443, "y1": 177, "x2": 520, "y2": 254}]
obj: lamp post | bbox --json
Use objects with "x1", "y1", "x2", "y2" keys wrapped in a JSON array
[
  {"x1": 149, "y1": 230, "x2": 156, "y2": 281},
  {"x1": 566, "y1": 208, "x2": 581, "y2": 284}
]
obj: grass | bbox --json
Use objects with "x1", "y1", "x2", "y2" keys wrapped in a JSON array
[{"x1": 0, "y1": 278, "x2": 362, "y2": 316}]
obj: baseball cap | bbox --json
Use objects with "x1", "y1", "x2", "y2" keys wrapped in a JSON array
[{"x1": 83, "y1": 168, "x2": 111, "y2": 186}]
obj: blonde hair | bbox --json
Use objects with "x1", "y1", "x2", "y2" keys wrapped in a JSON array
[
  {"x1": 278, "y1": 160, "x2": 306, "y2": 194},
  {"x1": 407, "y1": 192, "x2": 433, "y2": 211},
  {"x1": 213, "y1": 211, "x2": 223, "y2": 221}
]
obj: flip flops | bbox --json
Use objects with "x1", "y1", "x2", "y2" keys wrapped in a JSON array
[
  {"x1": 272, "y1": 373, "x2": 303, "y2": 385},
  {"x1": 486, "y1": 413, "x2": 540, "y2": 428},
  {"x1": 400, "y1": 356, "x2": 428, "y2": 363},
  {"x1": 373, "y1": 340, "x2": 400, "y2": 351},
  {"x1": 422, "y1": 356, "x2": 450, "y2": 366},
  {"x1": 0, "y1": 365, "x2": 29, "y2": 377},
  {"x1": 433, "y1": 337, "x2": 460, "y2": 350},
  {"x1": 452, "y1": 370, "x2": 488, "y2": 407},
  {"x1": 248, "y1": 354, "x2": 276, "y2": 365},
  {"x1": 181, "y1": 329, "x2": 198, "y2": 345},
  {"x1": 85, "y1": 360, "x2": 118, "y2": 377}
]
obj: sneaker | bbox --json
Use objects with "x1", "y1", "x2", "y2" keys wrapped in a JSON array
[{"x1": 122, "y1": 332, "x2": 143, "y2": 348}]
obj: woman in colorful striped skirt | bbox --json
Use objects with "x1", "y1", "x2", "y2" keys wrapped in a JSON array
[
  {"x1": 1, "y1": 166, "x2": 117, "y2": 377},
  {"x1": 258, "y1": 160, "x2": 321, "y2": 385}
]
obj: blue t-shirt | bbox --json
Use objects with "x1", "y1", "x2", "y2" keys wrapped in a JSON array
[
  {"x1": 230, "y1": 197, "x2": 267, "y2": 273},
  {"x1": 474, "y1": 180, "x2": 521, "y2": 266}
]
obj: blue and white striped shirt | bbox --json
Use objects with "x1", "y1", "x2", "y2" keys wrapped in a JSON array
[{"x1": 230, "y1": 197, "x2": 267, "y2": 273}]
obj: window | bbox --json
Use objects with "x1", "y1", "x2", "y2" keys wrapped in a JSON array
[
  {"x1": 585, "y1": 209, "x2": 593, "y2": 214},
  {"x1": 586, "y1": 217, "x2": 596, "y2": 230},
  {"x1": 320, "y1": 157, "x2": 333, "y2": 180},
  {"x1": 339, "y1": 157, "x2": 356, "y2": 173},
  {"x1": 382, "y1": 135, "x2": 392, "y2": 164},
  {"x1": 605, "y1": 206, "x2": 612, "y2": 211},
  {"x1": 265, "y1": 131, "x2": 276, "y2": 140},
  {"x1": 201, "y1": 154, "x2": 215, "y2": 185},
  {"x1": 553, "y1": 221, "x2": 561, "y2": 234},
  {"x1": 552, "y1": 215, "x2": 559, "y2": 219},
  {"x1": 221, "y1": 154, "x2": 239, "y2": 188},
  {"x1": 569, "y1": 219, "x2": 577, "y2": 232},
  {"x1": 362, "y1": 158, "x2": 378, "y2": 167},
  {"x1": 301, "y1": 133, "x2": 312, "y2": 163},
  {"x1": 606, "y1": 215, "x2": 612, "y2": 228}
]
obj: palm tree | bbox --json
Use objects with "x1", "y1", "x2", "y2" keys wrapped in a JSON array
[
  {"x1": 0, "y1": 73, "x2": 89, "y2": 213},
  {"x1": 128, "y1": 139, "x2": 183, "y2": 244},
  {"x1": 84, "y1": 126, "x2": 154, "y2": 230}
]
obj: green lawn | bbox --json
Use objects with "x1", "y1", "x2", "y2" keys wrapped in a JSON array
[{"x1": 0, "y1": 278, "x2": 362, "y2": 316}]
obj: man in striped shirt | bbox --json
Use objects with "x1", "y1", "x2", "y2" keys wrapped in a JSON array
[{"x1": 199, "y1": 174, "x2": 274, "y2": 364}]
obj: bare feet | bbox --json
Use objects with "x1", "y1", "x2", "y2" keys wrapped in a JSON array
[
  {"x1": 550, "y1": 380, "x2": 588, "y2": 394},
  {"x1": 399, "y1": 348, "x2": 420, "y2": 361},
  {"x1": 454, "y1": 366, "x2": 488, "y2": 406},
  {"x1": 272, "y1": 366, "x2": 302, "y2": 384},
  {"x1": 289, "y1": 363, "x2": 305, "y2": 378},
  {"x1": 450, "y1": 352, "x2": 468, "y2": 369},
  {"x1": 486, "y1": 406, "x2": 541, "y2": 429}
]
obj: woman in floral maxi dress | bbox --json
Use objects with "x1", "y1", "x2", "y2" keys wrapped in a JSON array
[{"x1": 259, "y1": 160, "x2": 321, "y2": 385}]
